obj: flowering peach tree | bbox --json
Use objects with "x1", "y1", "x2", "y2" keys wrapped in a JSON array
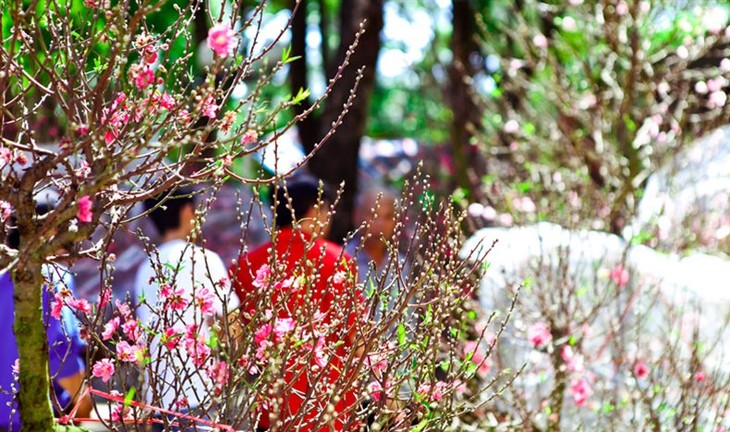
[
  {"x1": 0, "y1": 1, "x2": 509, "y2": 430},
  {"x1": 0, "y1": 0, "x2": 364, "y2": 429}
]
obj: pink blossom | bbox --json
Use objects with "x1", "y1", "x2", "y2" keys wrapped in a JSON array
[
  {"x1": 201, "y1": 95, "x2": 218, "y2": 119},
  {"x1": 306, "y1": 335, "x2": 328, "y2": 368},
  {"x1": 187, "y1": 339, "x2": 211, "y2": 367},
  {"x1": 75, "y1": 160, "x2": 91, "y2": 179},
  {"x1": 241, "y1": 130, "x2": 259, "y2": 145},
  {"x1": 0, "y1": 148, "x2": 12, "y2": 165},
  {"x1": 463, "y1": 340, "x2": 491, "y2": 376},
  {"x1": 194, "y1": 287, "x2": 216, "y2": 317},
  {"x1": 417, "y1": 381, "x2": 449, "y2": 402},
  {"x1": 116, "y1": 299, "x2": 132, "y2": 319},
  {"x1": 14, "y1": 152, "x2": 27, "y2": 166},
  {"x1": 274, "y1": 277, "x2": 294, "y2": 291},
  {"x1": 253, "y1": 264, "x2": 271, "y2": 289},
  {"x1": 533, "y1": 33, "x2": 548, "y2": 49},
  {"x1": 528, "y1": 322, "x2": 552, "y2": 348},
  {"x1": 159, "y1": 283, "x2": 173, "y2": 300},
  {"x1": 633, "y1": 361, "x2": 649, "y2": 379},
  {"x1": 177, "y1": 109, "x2": 190, "y2": 124},
  {"x1": 274, "y1": 318, "x2": 295, "y2": 339},
  {"x1": 207, "y1": 23, "x2": 238, "y2": 57},
  {"x1": 254, "y1": 323, "x2": 272, "y2": 344},
  {"x1": 67, "y1": 297, "x2": 92, "y2": 314},
  {"x1": 142, "y1": 45, "x2": 158, "y2": 64},
  {"x1": 77, "y1": 196, "x2": 93, "y2": 223},
  {"x1": 366, "y1": 352, "x2": 388, "y2": 374},
  {"x1": 92, "y1": 358, "x2": 116, "y2": 383},
  {"x1": 570, "y1": 377, "x2": 592, "y2": 407},
  {"x1": 708, "y1": 90, "x2": 727, "y2": 109},
  {"x1": 104, "y1": 131, "x2": 117, "y2": 144},
  {"x1": 610, "y1": 265, "x2": 629, "y2": 287},
  {"x1": 561, "y1": 345, "x2": 584, "y2": 373},
  {"x1": 220, "y1": 111, "x2": 236, "y2": 134},
  {"x1": 166, "y1": 286, "x2": 190, "y2": 311},
  {"x1": 159, "y1": 93, "x2": 175, "y2": 110},
  {"x1": 174, "y1": 397, "x2": 189, "y2": 409},
  {"x1": 51, "y1": 293, "x2": 64, "y2": 320},
  {"x1": 561, "y1": 16, "x2": 576, "y2": 32},
  {"x1": 721, "y1": 58, "x2": 730, "y2": 73},
  {"x1": 133, "y1": 65, "x2": 155, "y2": 90},
  {"x1": 367, "y1": 381, "x2": 384, "y2": 401},
  {"x1": 695, "y1": 371, "x2": 706, "y2": 383},
  {"x1": 102, "y1": 317, "x2": 120, "y2": 341},
  {"x1": 110, "y1": 403, "x2": 130, "y2": 422},
  {"x1": 707, "y1": 77, "x2": 726, "y2": 93},
  {"x1": 504, "y1": 119, "x2": 519, "y2": 134},
  {"x1": 162, "y1": 326, "x2": 182, "y2": 350},
  {"x1": 83, "y1": 0, "x2": 108, "y2": 8},
  {"x1": 122, "y1": 319, "x2": 140, "y2": 342},
  {"x1": 12, "y1": 359, "x2": 20, "y2": 375},
  {"x1": 332, "y1": 271, "x2": 347, "y2": 285},
  {"x1": 116, "y1": 341, "x2": 144, "y2": 363},
  {"x1": 206, "y1": 360, "x2": 230, "y2": 391},
  {"x1": 0, "y1": 201, "x2": 12, "y2": 221}
]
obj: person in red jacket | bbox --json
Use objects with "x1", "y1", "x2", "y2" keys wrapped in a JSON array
[{"x1": 231, "y1": 176, "x2": 364, "y2": 432}]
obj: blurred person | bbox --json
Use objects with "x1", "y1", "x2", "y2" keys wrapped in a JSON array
[
  {"x1": 0, "y1": 202, "x2": 93, "y2": 431},
  {"x1": 346, "y1": 186, "x2": 410, "y2": 318},
  {"x1": 134, "y1": 186, "x2": 239, "y2": 421},
  {"x1": 231, "y1": 176, "x2": 363, "y2": 432}
]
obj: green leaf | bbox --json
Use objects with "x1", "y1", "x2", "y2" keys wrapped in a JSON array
[
  {"x1": 291, "y1": 87, "x2": 310, "y2": 104},
  {"x1": 208, "y1": 331, "x2": 219, "y2": 349},
  {"x1": 124, "y1": 387, "x2": 136, "y2": 407},
  {"x1": 397, "y1": 323, "x2": 406, "y2": 345}
]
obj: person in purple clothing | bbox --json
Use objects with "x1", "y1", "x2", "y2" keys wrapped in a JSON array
[{"x1": 0, "y1": 204, "x2": 92, "y2": 431}]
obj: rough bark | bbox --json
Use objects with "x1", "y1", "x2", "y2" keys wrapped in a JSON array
[
  {"x1": 447, "y1": 0, "x2": 484, "y2": 195},
  {"x1": 13, "y1": 258, "x2": 55, "y2": 430},
  {"x1": 289, "y1": 0, "x2": 321, "y2": 148},
  {"x1": 298, "y1": 0, "x2": 384, "y2": 243}
]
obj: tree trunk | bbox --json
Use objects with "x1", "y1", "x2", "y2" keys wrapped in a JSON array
[
  {"x1": 447, "y1": 0, "x2": 484, "y2": 196},
  {"x1": 13, "y1": 259, "x2": 55, "y2": 430},
  {"x1": 306, "y1": 0, "x2": 383, "y2": 243}
]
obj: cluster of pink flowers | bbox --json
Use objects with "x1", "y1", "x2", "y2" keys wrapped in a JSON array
[
  {"x1": 51, "y1": 291, "x2": 92, "y2": 320},
  {"x1": 77, "y1": 195, "x2": 93, "y2": 223},
  {"x1": 160, "y1": 283, "x2": 190, "y2": 311},
  {"x1": 194, "y1": 287, "x2": 216, "y2": 317},
  {"x1": 92, "y1": 358, "x2": 116, "y2": 383},
  {"x1": 0, "y1": 200, "x2": 11, "y2": 222},
  {"x1": 367, "y1": 380, "x2": 393, "y2": 402},
  {"x1": 610, "y1": 264, "x2": 629, "y2": 287},
  {"x1": 463, "y1": 340, "x2": 492, "y2": 377},
  {"x1": 162, "y1": 326, "x2": 183, "y2": 350},
  {"x1": 528, "y1": 322, "x2": 552, "y2": 348},
  {"x1": 207, "y1": 23, "x2": 238, "y2": 57},
  {"x1": 417, "y1": 381, "x2": 450, "y2": 402},
  {"x1": 561, "y1": 345, "x2": 585, "y2": 373},
  {"x1": 633, "y1": 361, "x2": 650, "y2": 379},
  {"x1": 569, "y1": 377, "x2": 593, "y2": 407},
  {"x1": 116, "y1": 340, "x2": 145, "y2": 363},
  {"x1": 0, "y1": 147, "x2": 27, "y2": 166},
  {"x1": 206, "y1": 360, "x2": 230, "y2": 394},
  {"x1": 183, "y1": 324, "x2": 212, "y2": 367},
  {"x1": 200, "y1": 95, "x2": 219, "y2": 119},
  {"x1": 101, "y1": 92, "x2": 130, "y2": 144}
]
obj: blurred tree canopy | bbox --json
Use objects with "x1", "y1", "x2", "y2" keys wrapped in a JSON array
[{"x1": 7, "y1": 0, "x2": 730, "y2": 240}]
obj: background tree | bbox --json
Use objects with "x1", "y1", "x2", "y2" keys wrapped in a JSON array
[
  {"x1": 469, "y1": 0, "x2": 730, "y2": 233},
  {"x1": 287, "y1": 0, "x2": 384, "y2": 242}
]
